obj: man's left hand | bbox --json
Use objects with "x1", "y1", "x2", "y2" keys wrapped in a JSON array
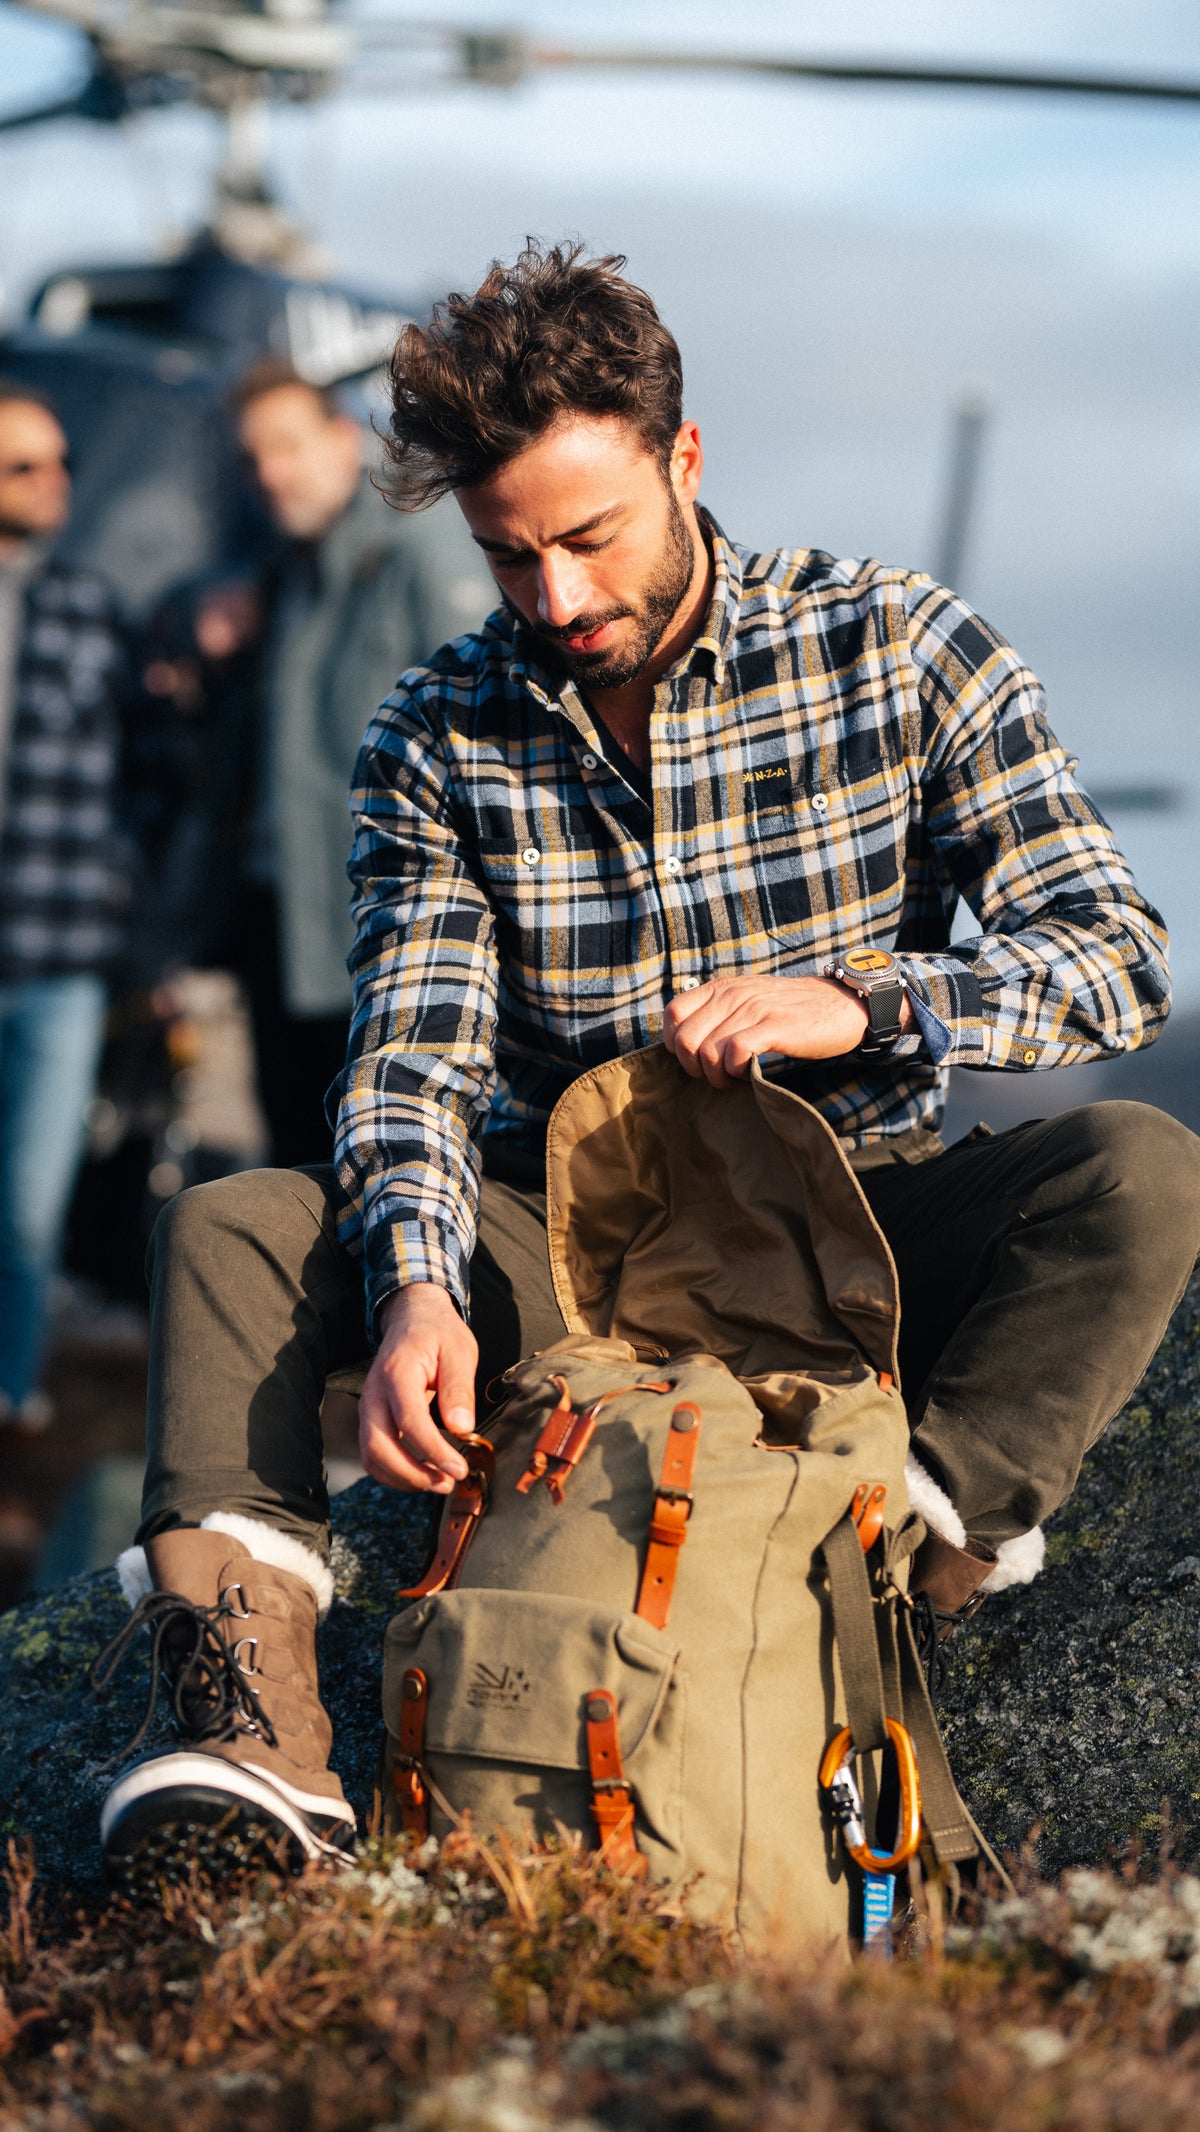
[{"x1": 662, "y1": 973, "x2": 912, "y2": 1089}]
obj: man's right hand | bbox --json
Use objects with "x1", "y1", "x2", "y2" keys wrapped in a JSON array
[{"x1": 358, "y1": 1284, "x2": 477, "y2": 1494}]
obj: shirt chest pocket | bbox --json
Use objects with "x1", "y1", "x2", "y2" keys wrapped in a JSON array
[{"x1": 471, "y1": 834, "x2": 574, "y2": 921}]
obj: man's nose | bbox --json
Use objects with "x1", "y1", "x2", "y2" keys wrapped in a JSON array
[{"x1": 535, "y1": 550, "x2": 590, "y2": 628}]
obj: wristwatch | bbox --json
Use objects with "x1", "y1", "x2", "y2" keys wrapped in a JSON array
[{"x1": 824, "y1": 947, "x2": 907, "y2": 1055}]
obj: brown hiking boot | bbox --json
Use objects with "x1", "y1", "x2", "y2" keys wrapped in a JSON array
[
  {"x1": 910, "y1": 1528, "x2": 998, "y2": 1645},
  {"x1": 94, "y1": 1528, "x2": 355, "y2": 1892}
]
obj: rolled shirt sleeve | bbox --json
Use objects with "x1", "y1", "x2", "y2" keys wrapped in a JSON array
[{"x1": 332, "y1": 694, "x2": 498, "y2": 1338}]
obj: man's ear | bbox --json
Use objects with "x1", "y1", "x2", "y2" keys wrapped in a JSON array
[{"x1": 670, "y1": 421, "x2": 704, "y2": 509}]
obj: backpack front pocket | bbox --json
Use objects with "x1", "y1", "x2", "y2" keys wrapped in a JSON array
[{"x1": 383, "y1": 1590, "x2": 686, "y2": 1872}]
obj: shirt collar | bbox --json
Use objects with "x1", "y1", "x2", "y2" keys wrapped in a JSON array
[{"x1": 507, "y1": 505, "x2": 744, "y2": 708}]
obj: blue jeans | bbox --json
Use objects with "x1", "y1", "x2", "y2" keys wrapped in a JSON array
[{"x1": 0, "y1": 974, "x2": 107, "y2": 1404}]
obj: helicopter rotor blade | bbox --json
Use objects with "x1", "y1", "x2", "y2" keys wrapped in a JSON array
[
  {"x1": 526, "y1": 47, "x2": 1200, "y2": 105},
  {"x1": 0, "y1": 91, "x2": 90, "y2": 129},
  {"x1": 343, "y1": 29, "x2": 1200, "y2": 106},
  {"x1": 8, "y1": 12, "x2": 1200, "y2": 125}
]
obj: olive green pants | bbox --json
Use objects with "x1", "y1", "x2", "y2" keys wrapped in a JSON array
[{"x1": 139, "y1": 1100, "x2": 1200, "y2": 1561}]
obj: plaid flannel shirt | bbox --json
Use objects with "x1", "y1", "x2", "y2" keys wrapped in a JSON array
[
  {"x1": 335, "y1": 515, "x2": 1170, "y2": 1332},
  {"x1": 0, "y1": 560, "x2": 130, "y2": 981}
]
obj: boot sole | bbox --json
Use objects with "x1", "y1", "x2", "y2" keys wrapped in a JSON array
[{"x1": 101, "y1": 1755, "x2": 356, "y2": 1898}]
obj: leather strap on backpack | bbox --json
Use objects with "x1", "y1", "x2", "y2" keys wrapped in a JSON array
[
  {"x1": 398, "y1": 1439, "x2": 495, "y2": 1598},
  {"x1": 585, "y1": 1687, "x2": 647, "y2": 1878},
  {"x1": 392, "y1": 1666, "x2": 430, "y2": 1839},
  {"x1": 635, "y1": 1402, "x2": 702, "y2": 1631},
  {"x1": 518, "y1": 1377, "x2": 674, "y2": 1504}
]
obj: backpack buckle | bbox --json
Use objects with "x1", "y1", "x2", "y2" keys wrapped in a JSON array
[
  {"x1": 655, "y1": 1487, "x2": 694, "y2": 1518},
  {"x1": 515, "y1": 1377, "x2": 600, "y2": 1503},
  {"x1": 584, "y1": 1688, "x2": 647, "y2": 1879},
  {"x1": 393, "y1": 1667, "x2": 430, "y2": 1839},
  {"x1": 398, "y1": 1439, "x2": 495, "y2": 1598}
]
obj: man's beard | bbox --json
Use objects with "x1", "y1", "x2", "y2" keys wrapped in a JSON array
[{"x1": 511, "y1": 489, "x2": 697, "y2": 691}]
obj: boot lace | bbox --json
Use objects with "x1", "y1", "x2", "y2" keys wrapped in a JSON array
[
  {"x1": 911, "y1": 1589, "x2": 949, "y2": 1700},
  {"x1": 91, "y1": 1588, "x2": 278, "y2": 1765}
]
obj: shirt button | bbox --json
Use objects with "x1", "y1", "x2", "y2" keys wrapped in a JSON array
[
  {"x1": 581, "y1": 752, "x2": 598, "y2": 770},
  {"x1": 812, "y1": 792, "x2": 830, "y2": 815},
  {"x1": 521, "y1": 846, "x2": 540, "y2": 867},
  {"x1": 1022, "y1": 1048, "x2": 1037, "y2": 1065},
  {"x1": 664, "y1": 854, "x2": 683, "y2": 877},
  {"x1": 679, "y1": 976, "x2": 701, "y2": 992}
]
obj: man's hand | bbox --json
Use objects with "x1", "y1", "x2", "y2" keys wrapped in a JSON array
[
  {"x1": 662, "y1": 973, "x2": 911, "y2": 1089},
  {"x1": 358, "y1": 1284, "x2": 477, "y2": 1494}
]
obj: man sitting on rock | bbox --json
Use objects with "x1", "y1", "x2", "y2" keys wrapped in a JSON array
[{"x1": 97, "y1": 241, "x2": 1200, "y2": 1881}]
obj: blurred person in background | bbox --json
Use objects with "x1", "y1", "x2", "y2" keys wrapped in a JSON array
[
  {"x1": 189, "y1": 359, "x2": 492, "y2": 1168},
  {"x1": 0, "y1": 384, "x2": 131, "y2": 1427}
]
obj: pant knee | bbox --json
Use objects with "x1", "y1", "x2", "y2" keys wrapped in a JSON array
[
  {"x1": 1049, "y1": 1100, "x2": 1200, "y2": 1267},
  {"x1": 148, "y1": 1167, "x2": 332, "y2": 1289}
]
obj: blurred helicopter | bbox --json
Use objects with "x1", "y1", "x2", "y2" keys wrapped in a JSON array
[{"x1": 2, "y1": 0, "x2": 1200, "y2": 614}]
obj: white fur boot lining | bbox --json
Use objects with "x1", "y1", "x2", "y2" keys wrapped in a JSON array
[
  {"x1": 905, "y1": 1451, "x2": 1044, "y2": 1594},
  {"x1": 115, "y1": 1515, "x2": 334, "y2": 1618},
  {"x1": 115, "y1": 1544, "x2": 152, "y2": 1608}
]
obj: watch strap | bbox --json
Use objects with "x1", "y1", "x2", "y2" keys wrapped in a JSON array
[{"x1": 857, "y1": 980, "x2": 906, "y2": 1055}]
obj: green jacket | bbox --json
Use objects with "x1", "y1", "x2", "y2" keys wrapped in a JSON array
[{"x1": 268, "y1": 474, "x2": 492, "y2": 1015}]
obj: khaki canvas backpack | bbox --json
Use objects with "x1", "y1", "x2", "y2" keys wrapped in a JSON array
[{"x1": 381, "y1": 1047, "x2": 981, "y2": 1947}]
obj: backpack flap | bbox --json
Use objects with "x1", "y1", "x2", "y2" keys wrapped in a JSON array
[{"x1": 545, "y1": 1047, "x2": 899, "y2": 1386}]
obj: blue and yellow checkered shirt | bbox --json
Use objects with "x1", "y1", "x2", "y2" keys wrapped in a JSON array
[{"x1": 334, "y1": 515, "x2": 1170, "y2": 1330}]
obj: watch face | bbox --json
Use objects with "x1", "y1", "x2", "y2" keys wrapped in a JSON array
[{"x1": 842, "y1": 949, "x2": 896, "y2": 978}]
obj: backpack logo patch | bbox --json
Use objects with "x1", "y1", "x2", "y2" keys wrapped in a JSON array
[{"x1": 467, "y1": 1662, "x2": 531, "y2": 1710}]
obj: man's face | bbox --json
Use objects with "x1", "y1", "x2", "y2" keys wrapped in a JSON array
[
  {"x1": 456, "y1": 414, "x2": 704, "y2": 692},
  {"x1": 0, "y1": 401, "x2": 70, "y2": 545},
  {"x1": 237, "y1": 385, "x2": 362, "y2": 540}
]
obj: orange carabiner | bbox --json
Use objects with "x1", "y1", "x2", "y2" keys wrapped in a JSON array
[{"x1": 818, "y1": 1718, "x2": 922, "y2": 1873}]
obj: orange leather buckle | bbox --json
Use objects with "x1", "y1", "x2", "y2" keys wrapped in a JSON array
[
  {"x1": 398, "y1": 1438, "x2": 494, "y2": 1597},
  {"x1": 636, "y1": 1403, "x2": 702, "y2": 1631},
  {"x1": 515, "y1": 1376, "x2": 601, "y2": 1503},
  {"x1": 584, "y1": 1686, "x2": 647, "y2": 1879},
  {"x1": 852, "y1": 1481, "x2": 887, "y2": 1554},
  {"x1": 393, "y1": 1666, "x2": 430, "y2": 1839},
  {"x1": 517, "y1": 1378, "x2": 675, "y2": 1506}
]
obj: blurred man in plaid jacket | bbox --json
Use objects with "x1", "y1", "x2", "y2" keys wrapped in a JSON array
[{"x1": 0, "y1": 383, "x2": 130, "y2": 1427}]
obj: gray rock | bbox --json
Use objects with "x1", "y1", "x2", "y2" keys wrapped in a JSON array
[
  {"x1": 940, "y1": 1272, "x2": 1200, "y2": 1878},
  {"x1": 3, "y1": 1276, "x2": 1200, "y2": 1898}
]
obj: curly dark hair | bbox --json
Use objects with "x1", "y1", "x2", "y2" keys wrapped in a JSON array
[{"x1": 380, "y1": 239, "x2": 684, "y2": 509}]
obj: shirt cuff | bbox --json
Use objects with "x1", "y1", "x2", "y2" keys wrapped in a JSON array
[
  {"x1": 364, "y1": 1220, "x2": 471, "y2": 1347},
  {"x1": 897, "y1": 956, "x2": 986, "y2": 1065},
  {"x1": 902, "y1": 976, "x2": 954, "y2": 1066}
]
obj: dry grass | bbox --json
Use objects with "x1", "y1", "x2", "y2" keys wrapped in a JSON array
[{"x1": 4, "y1": 1836, "x2": 1200, "y2": 2129}]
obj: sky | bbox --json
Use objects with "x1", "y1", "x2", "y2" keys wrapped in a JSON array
[{"x1": 2, "y1": 0, "x2": 1200, "y2": 992}]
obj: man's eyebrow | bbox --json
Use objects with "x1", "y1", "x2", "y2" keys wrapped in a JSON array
[{"x1": 472, "y1": 505, "x2": 624, "y2": 555}]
